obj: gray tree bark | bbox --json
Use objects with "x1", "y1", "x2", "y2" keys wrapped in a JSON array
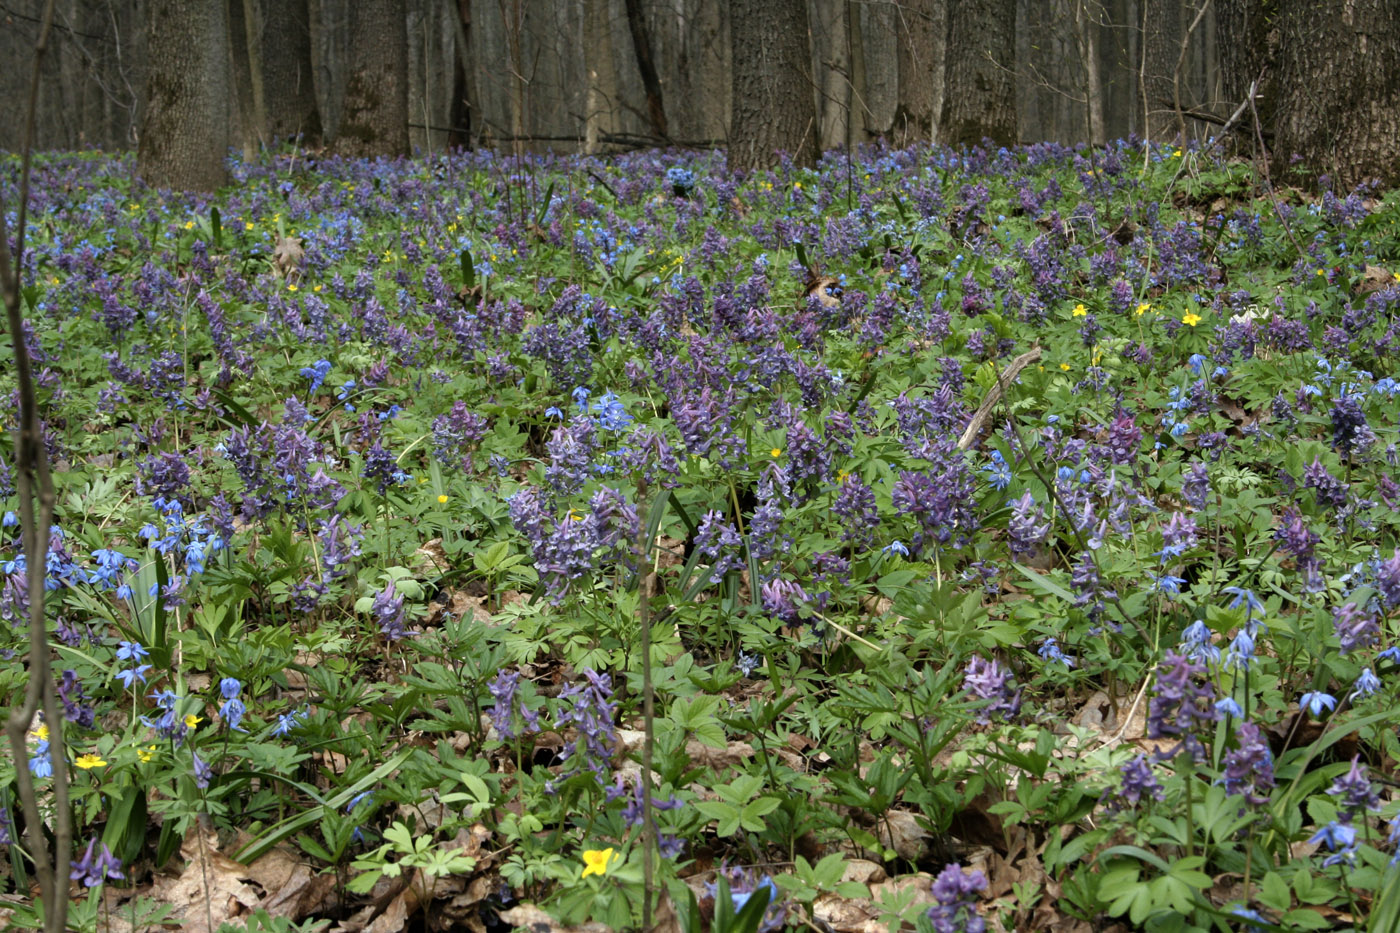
[
  {"x1": 1275, "y1": 0, "x2": 1400, "y2": 188},
  {"x1": 1141, "y1": 0, "x2": 1180, "y2": 141},
  {"x1": 336, "y1": 0, "x2": 408, "y2": 157},
  {"x1": 228, "y1": 0, "x2": 261, "y2": 159},
  {"x1": 943, "y1": 0, "x2": 1016, "y2": 146},
  {"x1": 259, "y1": 0, "x2": 322, "y2": 144},
  {"x1": 584, "y1": 0, "x2": 619, "y2": 152},
  {"x1": 895, "y1": 0, "x2": 945, "y2": 146},
  {"x1": 138, "y1": 0, "x2": 229, "y2": 191},
  {"x1": 728, "y1": 0, "x2": 818, "y2": 171}
]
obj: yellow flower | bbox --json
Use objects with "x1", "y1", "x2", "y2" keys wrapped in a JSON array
[
  {"x1": 137, "y1": 745, "x2": 157, "y2": 763},
  {"x1": 184, "y1": 714, "x2": 203, "y2": 731},
  {"x1": 581, "y1": 848, "x2": 616, "y2": 878},
  {"x1": 245, "y1": 221, "x2": 254, "y2": 231},
  {"x1": 74, "y1": 753, "x2": 107, "y2": 770},
  {"x1": 770, "y1": 448, "x2": 782, "y2": 458},
  {"x1": 793, "y1": 181, "x2": 802, "y2": 190},
  {"x1": 1072, "y1": 304, "x2": 1087, "y2": 317},
  {"x1": 1060, "y1": 363, "x2": 1071, "y2": 371},
  {"x1": 1182, "y1": 312, "x2": 1202, "y2": 327},
  {"x1": 1135, "y1": 303, "x2": 1151, "y2": 316},
  {"x1": 437, "y1": 494, "x2": 449, "y2": 504},
  {"x1": 32, "y1": 723, "x2": 49, "y2": 741},
  {"x1": 184, "y1": 221, "x2": 195, "y2": 230},
  {"x1": 313, "y1": 284, "x2": 322, "y2": 292},
  {"x1": 287, "y1": 283, "x2": 298, "y2": 292},
  {"x1": 1316, "y1": 269, "x2": 1326, "y2": 276}
]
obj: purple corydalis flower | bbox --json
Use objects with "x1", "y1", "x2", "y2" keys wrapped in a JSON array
[
  {"x1": 371, "y1": 580, "x2": 410, "y2": 641},
  {"x1": 962, "y1": 656, "x2": 1021, "y2": 724},
  {"x1": 1158, "y1": 511, "x2": 1198, "y2": 561},
  {"x1": 1007, "y1": 492, "x2": 1050, "y2": 556},
  {"x1": 487, "y1": 668, "x2": 541, "y2": 740},
  {"x1": 1104, "y1": 753, "x2": 1163, "y2": 811},
  {"x1": 1303, "y1": 458, "x2": 1347, "y2": 510},
  {"x1": 70, "y1": 838, "x2": 124, "y2": 888},
  {"x1": 554, "y1": 669, "x2": 617, "y2": 781},
  {"x1": 1105, "y1": 410, "x2": 1141, "y2": 465},
  {"x1": 1221, "y1": 722, "x2": 1274, "y2": 806},
  {"x1": 1328, "y1": 757, "x2": 1380, "y2": 823},
  {"x1": 927, "y1": 863, "x2": 987, "y2": 933},
  {"x1": 1333, "y1": 602, "x2": 1379, "y2": 655},
  {"x1": 760, "y1": 578, "x2": 809, "y2": 626},
  {"x1": 1330, "y1": 394, "x2": 1371, "y2": 457},
  {"x1": 1147, "y1": 651, "x2": 1218, "y2": 764},
  {"x1": 832, "y1": 475, "x2": 880, "y2": 547}
]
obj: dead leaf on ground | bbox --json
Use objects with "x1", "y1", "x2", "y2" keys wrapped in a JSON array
[
  {"x1": 149, "y1": 824, "x2": 263, "y2": 933},
  {"x1": 497, "y1": 903, "x2": 613, "y2": 933},
  {"x1": 273, "y1": 236, "x2": 305, "y2": 279}
]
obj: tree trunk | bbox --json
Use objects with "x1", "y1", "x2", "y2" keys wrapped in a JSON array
[
  {"x1": 1275, "y1": 0, "x2": 1400, "y2": 188},
  {"x1": 1141, "y1": 0, "x2": 1180, "y2": 142},
  {"x1": 259, "y1": 0, "x2": 322, "y2": 144},
  {"x1": 728, "y1": 0, "x2": 818, "y2": 171},
  {"x1": 942, "y1": 0, "x2": 1016, "y2": 146},
  {"x1": 584, "y1": 0, "x2": 619, "y2": 152},
  {"x1": 623, "y1": 0, "x2": 667, "y2": 139},
  {"x1": 1073, "y1": 0, "x2": 1106, "y2": 144},
  {"x1": 810, "y1": 0, "x2": 850, "y2": 150},
  {"x1": 138, "y1": 0, "x2": 229, "y2": 191},
  {"x1": 337, "y1": 0, "x2": 408, "y2": 157},
  {"x1": 228, "y1": 0, "x2": 261, "y2": 160},
  {"x1": 846, "y1": 0, "x2": 867, "y2": 147},
  {"x1": 895, "y1": 0, "x2": 945, "y2": 146}
]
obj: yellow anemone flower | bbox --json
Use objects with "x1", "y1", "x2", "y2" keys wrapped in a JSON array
[
  {"x1": 1072, "y1": 304, "x2": 1087, "y2": 317},
  {"x1": 74, "y1": 753, "x2": 107, "y2": 770},
  {"x1": 581, "y1": 848, "x2": 616, "y2": 878},
  {"x1": 1182, "y1": 312, "x2": 1202, "y2": 327}
]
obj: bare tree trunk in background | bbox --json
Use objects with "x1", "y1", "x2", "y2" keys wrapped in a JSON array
[
  {"x1": 337, "y1": 0, "x2": 408, "y2": 157},
  {"x1": 138, "y1": 0, "x2": 229, "y2": 190},
  {"x1": 811, "y1": 0, "x2": 850, "y2": 150},
  {"x1": 583, "y1": 0, "x2": 618, "y2": 152},
  {"x1": 623, "y1": 0, "x2": 667, "y2": 139},
  {"x1": 1073, "y1": 0, "x2": 1106, "y2": 144},
  {"x1": 895, "y1": 0, "x2": 945, "y2": 146},
  {"x1": 1216, "y1": 0, "x2": 1270, "y2": 129},
  {"x1": 447, "y1": 0, "x2": 477, "y2": 147},
  {"x1": 942, "y1": 0, "x2": 1016, "y2": 146},
  {"x1": 260, "y1": 0, "x2": 322, "y2": 144},
  {"x1": 1141, "y1": 0, "x2": 1180, "y2": 141},
  {"x1": 1275, "y1": 0, "x2": 1400, "y2": 188},
  {"x1": 728, "y1": 0, "x2": 818, "y2": 171},
  {"x1": 846, "y1": 0, "x2": 867, "y2": 148},
  {"x1": 228, "y1": 0, "x2": 261, "y2": 159}
]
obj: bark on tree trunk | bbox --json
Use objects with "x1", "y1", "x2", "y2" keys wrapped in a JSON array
[
  {"x1": 337, "y1": 0, "x2": 408, "y2": 157},
  {"x1": 1275, "y1": 0, "x2": 1400, "y2": 188},
  {"x1": 728, "y1": 0, "x2": 818, "y2": 171},
  {"x1": 1073, "y1": 0, "x2": 1106, "y2": 144},
  {"x1": 894, "y1": 0, "x2": 945, "y2": 146},
  {"x1": 623, "y1": 0, "x2": 667, "y2": 139},
  {"x1": 228, "y1": 0, "x2": 261, "y2": 160},
  {"x1": 942, "y1": 0, "x2": 1016, "y2": 146},
  {"x1": 1141, "y1": 0, "x2": 1180, "y2": 142},
  {"x1": 260, "y1": 0, "x2": 322, "y2": 144},
  {"x1": 584, "y1": 0, "x2": 618, "y2": 152},
  {"x1": 138, "y1": 0, "x2": 229, "y2": 191}
]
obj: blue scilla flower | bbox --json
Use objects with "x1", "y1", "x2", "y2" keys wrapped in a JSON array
[
  {"x1": 29, "y1": 740, "x2": 53, "y2": 779},
  {"x1": 882, "y1": 540, "x2": 910, "y2": 558},
  {"x1": 272, "y1": 709, "x2": 306, "y2": 737},
  {"x1": 1300, "y1": 691, "x2": 1337, "y2": 717},
  {"x1": 300, "y1": 359, "x2": 332, "y2": 393},
  {"x1": 115, "y1": 665, "x2": 152, "y2": 689},
  {"x1": 116, "y1": 641, "x2": 149, "y2": 662},
  {"x1": 984, "y1": 451, "x2": 1012, "y2": 491},
  {"x1": 1350, "y1": 668, "x2": 1380, "y2": 700},
  {"x1": 1215, "y1": 696, "x2": 1243, "y2": 718},
  {"x1": 591, "y1": 392, "x2": 632, "y2": 432}
]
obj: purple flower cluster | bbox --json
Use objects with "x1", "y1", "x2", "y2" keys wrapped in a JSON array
[
  {"x1": 1146, "y1": 651, "x2": 1218, "y2": 764},
  {"x1": 554, "y1": 669, "x2": 617, "y2": 782},
  {"x1": 962, "y1": 656, "x2": 1021, "y2": 724},
  {"x1": 927, "y1": 863, "x2": 987, "y2": 933}
]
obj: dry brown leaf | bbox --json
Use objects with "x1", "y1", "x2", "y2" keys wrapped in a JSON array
[
  {"x1": 150, "y1": 824, "x2": 263, "y2": 933},
  {"x1": 812, "y1": 890, "x2": 883, "y2": 932},
  {"x1": 273, "y1": 236, "x2": 305, "y2": 279},
  {"x1": 878, "y1": 810, "x2": 931, "y2": 860},
  {"x1": 497, "y1": 903, "x2": 613, "y2": 933}
]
